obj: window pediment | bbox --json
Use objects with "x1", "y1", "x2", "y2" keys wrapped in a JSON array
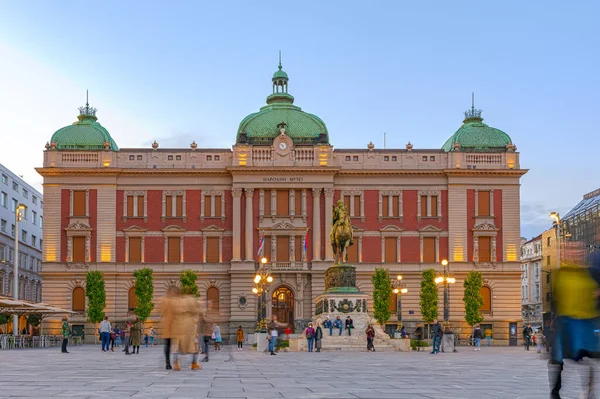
[
  {"x1": 124, "y1": 225, "x2": 147, "y2": 237},
  {"x1": 162, "y1": 225, "x2": 185, "y2": 237},
  {"x1": 65, "y1": 221, "x2": 91, "y2": 231},
  {"x1": 419, "y1": 225, "x2": 442, "y2": 233},
  {"x1": 379, "y1": 225, "x2": 403, "y2": 232},
  {"x1": 473, "y1": 222, "x2": 498, "y2": 232}
]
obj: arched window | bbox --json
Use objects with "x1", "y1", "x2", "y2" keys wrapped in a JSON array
[
  {"x1": 128, "y1": 287, "x2": 137, "y2": 312},
  {"x1": 72, "y1": 287, "x2": 85, "y2": 312},
  {"x1": 207, "y1": 287, "x2": 219, "y2": 313},
  {"x1": 480, "y1": 286, "x2": 492, "y2": 313}
]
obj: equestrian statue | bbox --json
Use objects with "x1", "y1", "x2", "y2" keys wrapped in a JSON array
[{"x1": 330, "y1": 199, "x2": 354, "y2": 265}]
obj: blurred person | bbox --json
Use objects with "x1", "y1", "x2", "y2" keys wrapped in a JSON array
[
  {"x1": 160, "y1": 293, "x2": 176, "y2": 370},
  {"x1": 61, "y1": 315, "x2": 71, "y2": 354},
  {"x1": 484, "y1": 327, "x2": 492, "y2": 347},
  {"x1": 473, "y1": 324, "x2": 482, "y2": 351},
  {"x1": 535, "y1": 328, "x2": 544, "y2": 354},
  {"x1": 523, "y1": 324, "x2": 533, "y2": 351},
  {"x1": 236, "y1": 326, "x2": 244, "y2": 351},
  {"x1": 213, "y1": 324, "x2": 222, "y2": 351},
  {"x1": 400, "y1": 325, "x2": 409, "y2": 339},
  {"x1": 431, "y1": 319, "x2": 442, "y2": 355},
  {"x1": 110, "y1": 327, "x2": 116, "y2": 351},
  {"x1": 131, "y1": 316, "x2": 142, "y2": 354},
  {"x1": 315, "y1": 323, "x2": 323, "y2": 353},
  {"x1": 548, "y1": 241, "x2": 600, "y2": 399},
  {"x1": 149, "y1": 327, "x2": 156, "y2": 346},
  {"x1": 366, "y1": 324, "x2": 375, "y2": 352},
  {"x1": 199, "y1": 306, "x2": 214, "y2": 362},
  {"x1": 99, "y1": 316, "x2": 111, "y2": 352},
  {"x1": 123, "y1": 321, "x2": 132, "y2": 355},
  {"x1": 171, "y1": 294, "x2": 202, "y2": 371}
]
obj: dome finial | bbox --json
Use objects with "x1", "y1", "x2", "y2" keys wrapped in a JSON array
[
  {"x1": 78, "y1": 90, "x2": 97, "y2": 119},
  {"x1": 463, "y1": 92, "x2": 482, "y2": 122},
  {"x1": 278, "y1": 50, "x2": 282, "y2": 70}
]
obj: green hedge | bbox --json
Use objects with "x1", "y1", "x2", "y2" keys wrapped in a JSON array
[{"x1": 410, "y1": 339, "x2": 430, "y2": 350}]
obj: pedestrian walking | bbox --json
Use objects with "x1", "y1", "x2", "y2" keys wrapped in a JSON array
[
  {"x1": 523, "y1": 323, "x2": 533, "y2": 351},
  {"x1": 149, "y1": 328, "x2": 156, "y2": 346},
  {"x1": 431, "y1": 319, "x2": 442, "y2": 354},
  {"x1": 123, "y1": 321, "x2": 132, "y2": 354},
  {"x1": 160, "y1": 294, "x2": 176, "y2": 369},
  {"x1": 236, "y1": 326, "x2": 244, "y2": 351},
  {"x1": 315, "y1": 324, "x2": 323, "y2": 352},
  {"x1": 268, "y1": 320, "x2": 279, "y2": 355},
  {"x1": 61, "y1": 315, "x2": 70, "y2": 354},
  {"x1": 472, "y1": 324, "x2": 482, "y2": 351},
  {"x1": 199, "y1": 309, "x2": 214, "y2": 362},
  {"x1": 130, "y1": 316, "x2": 142, "y2": 354},
  {"x1": 213, "y1": 324, "x2": 222, "y2": 351},
  {"x1": 305, "y1": 323, "x2": 316, "y2": 352},
  {"x1": 110, "y1": 328, "x2": 116, "y2": 351},
  {"x1": 345, "y1": 316, "x2": 354, "y2": 336},
  {"x1": 99, "y1": 316, "x2": 111, "y2": 352},
  {"x1": 171, "y1": 294, "x2": 202, "y2": 371},
  {"x1": 535, "y1": 328, "x2": 544, "y2": 353},
  {"x1": 366, "y1": 324, "x2": 375, "y2": 352},
  {"x1": 484, "y1": 327, "x2": 492, "y2": 347}
]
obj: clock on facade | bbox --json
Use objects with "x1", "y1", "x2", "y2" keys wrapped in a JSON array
[{"x1": 278, "y1": 142, "x2": 288, "y2": 150}]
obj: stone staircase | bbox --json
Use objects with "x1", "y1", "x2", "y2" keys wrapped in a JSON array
[{"x1": 289, "y1": 329, "x2": 411, "y2": 352}]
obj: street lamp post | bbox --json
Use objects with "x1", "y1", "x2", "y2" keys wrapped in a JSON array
[
  {"x1": 550, "y1": 212, "x2": 561, "y2": 269},
  {"x1": 435, "y1": 259, "x2": 456, "y2": 328},
  {"x1": 13, "y1": 204, "x2": 26, "y2": 336},
  {"x1": 392, "y1": 275, "x2": 408, "y2": 330},
  {"x1": 252, "y1": 257, "x2": 273, "y2": 333}
]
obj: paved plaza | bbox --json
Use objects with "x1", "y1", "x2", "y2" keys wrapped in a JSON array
[{"x1": 0, "y1": 344, "x2": 591, "y2": 399}]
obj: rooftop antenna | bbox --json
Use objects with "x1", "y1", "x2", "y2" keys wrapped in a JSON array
[
  {"x1": 278, "y1": 50, "x2": 282, "y2": 69},
  {"x1": 86, "y1": 89, "x2": 89, "y2": 106},
  {"x1": 471, "y1": 92, "x2": 475, "y2": 111}
]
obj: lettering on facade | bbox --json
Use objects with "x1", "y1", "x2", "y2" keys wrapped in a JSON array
[{"x1": 262, "y1": 177, "x2": 304, "y2": 182}]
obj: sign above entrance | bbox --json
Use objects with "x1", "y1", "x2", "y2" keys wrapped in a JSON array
[{"x1": 262, "y1": 177, "x2": 304, "y2": 182}]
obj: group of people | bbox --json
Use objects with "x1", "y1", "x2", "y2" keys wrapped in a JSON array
[{"x1": 322, "y1": 315, "x2": 354, "y2": 336}]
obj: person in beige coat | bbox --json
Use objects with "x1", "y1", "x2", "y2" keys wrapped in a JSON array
[{"x1": 172, "y1": 294, "x2": 202, "y2": 371}]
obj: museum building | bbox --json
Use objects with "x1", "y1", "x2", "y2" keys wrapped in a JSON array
[{"x1": 37, "y1": 62, "x2": 526, "y2": 342}]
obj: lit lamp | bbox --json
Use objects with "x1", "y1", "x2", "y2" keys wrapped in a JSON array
[
  {"x1": 13, "y1": 204, "x2": 26, "y2": 336},
  {"x1": 436, "y1": 259, "x2": 455, "y2": 327},
  {"x1": 550, "y1": 212, "x2": 561, "y2": 268},
  {"x1": 253, "y1": 257, "x2": 272, "y2": 332},
  {"x1": 392, "y1": 274, "x2": 408, "y2": 330}
]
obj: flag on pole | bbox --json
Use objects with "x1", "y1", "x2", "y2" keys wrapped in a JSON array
[
  {"x1": 257, "y1": 232, "x2": 265, "y2": 257},
  {"x1": 304, "y1": 230, "x2": 308, "y2": 253}
]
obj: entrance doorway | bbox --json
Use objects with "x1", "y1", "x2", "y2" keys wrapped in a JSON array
[{"x1": 272, "y1": 286, "x2": 294, "y2": 332}]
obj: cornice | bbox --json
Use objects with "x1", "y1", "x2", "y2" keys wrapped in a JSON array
[
  {"x1": 227, "y1": 167, "x2": 340, "y2": 174},
  {"x1": 36, "y1": 168, "x2": 231, "y2": 177},
  {"x1": 337, "y1": 169, "x2": 446, "y2": 177},
  {"x1": 443, "y1": 169, "x2": 529, "y2": 177}
]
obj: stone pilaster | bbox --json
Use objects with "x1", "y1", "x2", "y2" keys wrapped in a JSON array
[
  {"x1": 232, "y1": 187, "x2": 243, "y2": 261},
  {"x1": 312, "y1": 188, "x2": 322, "y2": 261},
  {"x1": 244, "y1": 188, "x2": 254, "y2": 261},
  {"x1": 324, "y1": 187, "x2": 334, "y2": 261}
]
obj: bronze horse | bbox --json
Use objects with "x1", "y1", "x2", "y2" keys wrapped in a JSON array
[{"x1": 330, "y1": 200, "x2": 354, "y2": 264}]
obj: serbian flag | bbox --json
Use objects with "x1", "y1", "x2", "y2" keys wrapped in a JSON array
[
  {"x1": 257, "y1": 232, "x2": 265, "y2": 257},
  {"x1": 304, "y1": 230, "x2": 308, "y2": 253}
]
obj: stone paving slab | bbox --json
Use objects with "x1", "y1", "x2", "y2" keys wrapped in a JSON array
[{"x1": 0, "y1": 344, "x2": 591, "y2": 398}]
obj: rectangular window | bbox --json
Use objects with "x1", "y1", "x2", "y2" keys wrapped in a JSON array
[
  {"x1": 206, "y1": 155, "x2": 212, "y2": 161},
  {"x1": 431, "y1": 196, "x2": 438, "y2": 217},
  {"x1": 1, "y1": 174, "x2": 6, "y2": 184},
  {"x1": 175, "y1": 155, "x2": 181, "y2": 161},
  {"x1": 384, "y1": 237, "x2": 397, "y2": 263},
  {"x1": 353, "y1": 196, "x2": 360, "y2": 217},
  {"x1": 137, "y1": 155, "x2": 142, "y2": 160},
  {"x1": 423, "y1": 237, "x2": 436, "y2": 263},
  {"x1": 420, "y1": 195, "x2": 427, "y2": 217},
  {"x1": 0, "y1": 244, "x2": 4, "y2": 261},
  {"x1": 391, "y1": 195, "x2": 399, "y2": 217},
  {"x1": 1, "y1": 192, "x2": 6, "y2": 207},
  {"x1": 12, "y1": 182, "x2": 18, "y2": 191},
  {"x1": 165, "y1": 195, "x2": 173, "y2": 217},
  {"x1": 547, "y1": 255, "x2": 551, "y2": 266},
  {"x1": 264, "y1": 190, "x2": 271, "y2": 216},
  {"x1": 137, "y1": 196, "x2": 144, "y2": 217},
  {"x1": 276, "y1": 236, "x2": 289, "y2": 262},
  {"x1": 478, "y1": 191, "x2": 491, "y2": 217},
  {"x1": 22, "y1": 189, "x2": 28, "y2": 198},
  {"x1": 167, "y1": 237, "x2": 180, "y2": 263},
  {"x1": 21, "y1": 230, "x2": 27, "y2": 242},
  {"x1": 204, "y1": 195, "x2": 211, "y2": 217},
  {"x1": 263, "y1": 236, "x2": 271, "y2": 260},
  {"x1": 276, "y1": 190, "x2": 289, "y2": 216},
  {"x1": 129, "y1": 155, "x2": 135, "y2": 160},
  {"x1": 127, "y1": 196, "x2": 135, "y2": 217},
  {"x1": 215, "y1": 155, "x2": 220, "y2": 161},
  {"x1": 32, "y1": 211, "x2": 37, "y2": 225},
  {"x1": 214, "y1": 195, "x2": 221, "y2": 217},
  {"x1": 392, "y1": 156, "x2": 397, "y2": 161},
  {"x1": 547, "y1": 237, "x2": 551, "y2": 247},
  {"x1": 0, "y1": 219, "x2": 5, "y2": 232},
  {"x1": 295, "y1": 236, "x2": 302, "y2": 262},
  {"x1": 39, "y1": 216, "x2": 43, "y2": 228},
  {"x1": 295, "y1": 190, "x2": 302, "y2": 215},
  {"x1": 73, "y1": 237, "x2": 86, "y2": 262},
  {"x1": 384, "y1": 156, "x2": 389, "y2": 161},
  {"x1": 12, "y1": 198, "x2": 17, "y2": 212},
  {"x1": 479, "y1": 236, "x2": 491, "y2": 262},
  {"x1": 31, "y1": 235, "x2": 36, "y2": 247},
  {"x1": 32, "y1": 196, "x2": 37, "y2": 204},
  {"x1": 345, "y1": 156, "x2": 351, "y2": 161},
  {"x1": 347, "y1": 241, "x2": 358, "y2": 263},
  {"x1": 343, "y1": 195, "x2": 350, "y2": 210},
  {"x1": 206, "y1": 237, "x2": 219, "y2": 263},
  {"x1": 168, "y1": 155, "x2": 173, "y2": 161},
  {"x1": 129, "y1": 237, "x2": 141, "y2": 263},
  {"x1": 382, "y1": 195, "x2": 389, "y2": 217},
  {"x1": 11, "y1": 224, "x2": 15, "y2": 237},
  {"x1": 430, "y1": 156, "x2": 435, "y2": 162},
  {"x1": 73, "y1": 191, "x2": 87, "y2": 216},
  {"x1": 353, "y1": 156, "x2": 359, "y2": 161},
  {"x1": 175, "y1": 195, "x2": 183, "y2": 217}
]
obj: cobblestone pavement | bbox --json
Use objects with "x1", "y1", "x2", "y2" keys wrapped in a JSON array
[{"x1": 0, "y1": 344, "x2": 591, "y2": 398}]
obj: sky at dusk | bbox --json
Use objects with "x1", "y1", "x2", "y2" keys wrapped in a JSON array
[{"x1": 0, "y1": 1, "x2": 598, "y2": 239}]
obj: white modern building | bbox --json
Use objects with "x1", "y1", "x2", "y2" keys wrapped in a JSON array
[
  {"x1": 520, "y1": 235, "x2": 542, "y2": 325},
  {"x1": 0, "y1": 164, "x2": 43, "y2": 302}
]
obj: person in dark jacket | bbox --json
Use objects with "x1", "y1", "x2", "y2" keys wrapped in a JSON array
[
  {"x1": 414, "y1": 324, "x2": 424, "y2": 352},
  {"x1": 345, "y1": 316, "x2": 354, "y2": 336},
  {"x1": 431, "y1": 319, "x2": 442, "y2": 354},
  {"x1": 315, "y1": 325, "x2": 323, "y2": 352},
  {"x1": 472, "y1": 324, "x2": 483, "y2": 351},
  {"x1": 366, "y1": 324, "x2": 375, "y2": 352},
  {"x1": 523, "y1": 324, "x2": 533, "y2": 351}
]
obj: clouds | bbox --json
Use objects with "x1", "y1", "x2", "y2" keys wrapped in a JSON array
[{"x1": 520, "y1": 201, "x2": 570, "y2": 240}]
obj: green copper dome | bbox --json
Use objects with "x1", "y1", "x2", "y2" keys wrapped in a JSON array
[
  {"x1": 442, "y1": 107, "x2": 512, "y2": 152},
  {"x1": 236, "y1": 61, "x2": 328, "y2": 145},
  {"x1": 50, "y1": 102, "x2": 119, "y2": 151}
]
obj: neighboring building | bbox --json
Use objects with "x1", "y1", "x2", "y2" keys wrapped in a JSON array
[
  {"x1": 562, "y1": 188, "x2": 600, "y2": 250},
  {"x1": 0, "y1": 164, "x2": 43, "y2": 302},
  {"x1": 38, "y1": 62, "x2": 526, "y2": 343},
  {"x1": 520, "y1": 235, "x2": 542, "y2": 325},
  {"x1": 541, "y1": 227, "x2": 557, "y2": 315}
]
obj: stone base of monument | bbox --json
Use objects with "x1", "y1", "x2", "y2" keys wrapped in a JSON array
[
  {"x1": 286, "y1": 292, "x2": 410, "y2": 352},
  {"x1": 441, "y1": 333, "x2": 456, "y2": 353}
]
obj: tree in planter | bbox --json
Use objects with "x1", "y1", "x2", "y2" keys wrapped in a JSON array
[
  {"x1": 371, "y1": 268, "x2": 392, "y2": 328},
  {"x1": 133, "y1": 268, "x2": 154, "y2": 322},
  {"x1": 0, "y1": 313, "x2": 10, "y2": 332},
  {"x1": 86, "y1": 270, "x2": 106, "y2": 343},
  {"x1": 180, "y1": 269, "x2": 199, "y2": 296},
  {"x1": 463, "y1": 270, "x2": 484, "y2": 327},
  {"x1": 419, "y1": 269, "x2": 438, "y2": 340}
]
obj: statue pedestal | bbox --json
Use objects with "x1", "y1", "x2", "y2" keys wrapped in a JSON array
[{"x1": 313, "y1": 292, "x2": 370, "y2": 336}]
